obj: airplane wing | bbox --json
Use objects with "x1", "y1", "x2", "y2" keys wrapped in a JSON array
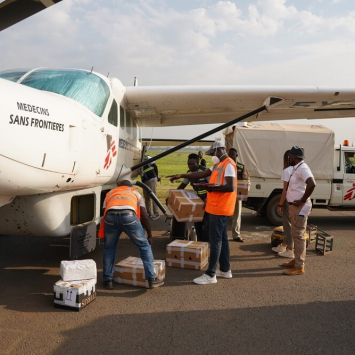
[
  {"x1": 0, "y1": 0, "x2": 62, "y2": 31},
  {"x1": 142, "y1": 139, "x2": 214, "y2": 147},
  {"x1": 125, "y1": 86, "x2": 355, "y2": 127}
]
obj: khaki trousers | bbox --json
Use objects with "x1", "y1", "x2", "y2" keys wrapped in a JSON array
[
  {"x1": 231, "y1": 200, "x2": 242, "y2": 239},
  {"x1": 289, "y1": 201, "x2": 312, "y2": 268},
  {"x1": 282, "y1": 200, "x2": 293, "y2": 248},
  {"x1": 143, "y1": 179, "x2": 159, "y2": 216}
]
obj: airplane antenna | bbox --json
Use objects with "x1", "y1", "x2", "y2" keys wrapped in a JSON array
[
  {"x1": 107, "y1": 72, "x2": 110, "y2": 77},
  {"x1": 90, "y1": 67, "x2": 93, "y2": 74},
  {"x1": 134, "y1": 77, "x2": 138, "y2": 86}
]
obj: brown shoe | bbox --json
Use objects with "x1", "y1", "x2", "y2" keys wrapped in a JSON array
[
  {"x1": 281, "y1": 259, "x2": 295, "y2": 268},
  {"x1": 283, "y1": 267, "x2": 305, "y2": 276}
]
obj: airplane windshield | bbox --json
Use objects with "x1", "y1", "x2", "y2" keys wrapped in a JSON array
[
  {"x1": 0, "y1": 69, "x2": 30, "y2": 82},
  {"x1": 20, "y1": 69, "x2": 110, "y2": 117}
]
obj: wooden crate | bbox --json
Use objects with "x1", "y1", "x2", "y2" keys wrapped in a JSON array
[
  {"x1": 315, "y1": 228, "x2": 333, "y2": 255},
  {"x1": 306, "y1": 225, "x2": 318, "y2": 246}
]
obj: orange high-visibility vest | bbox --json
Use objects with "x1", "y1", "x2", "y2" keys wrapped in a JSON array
[
  {"x1": 98, "y1": 186, "x2": 141, "y2": 238},
  {"x1": 205, "y1": 157, "x2": 237, "y2": 216}
]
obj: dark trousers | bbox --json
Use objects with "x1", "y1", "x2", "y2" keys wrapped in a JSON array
[
  {"x1": 205, "y1": 214, "x2": 230, "y2": 277},
  {"x1": 194, "y1": 212, "x2": 210, "y2": 242}
]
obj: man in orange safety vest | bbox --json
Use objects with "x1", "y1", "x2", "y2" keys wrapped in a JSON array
[
  {"x1": 169, "y1": 141, "x2": 237, "y2": 285},
  {"x1": 100, "y1": 180, "x2": 163, "y2": 290}
]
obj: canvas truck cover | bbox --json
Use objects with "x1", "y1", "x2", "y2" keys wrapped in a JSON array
[{"x1": 231, "y1": 123, "x2": 334, "y2": 179}]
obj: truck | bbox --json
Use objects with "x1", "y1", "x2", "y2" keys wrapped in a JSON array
[{"x1": 224, "y1": 123, "x2": 355, "y2": 225}]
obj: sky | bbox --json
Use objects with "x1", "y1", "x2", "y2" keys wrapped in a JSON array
[{"x1": 1, "y1": 0, "x2": 355, "y2": 144}]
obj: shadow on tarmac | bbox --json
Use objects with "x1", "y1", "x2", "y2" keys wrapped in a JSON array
[{"x1": 51, "y1": 301, "x2": 355, "y2": 355}]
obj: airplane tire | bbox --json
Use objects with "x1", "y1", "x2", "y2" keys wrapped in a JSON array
[{"x1": 266, "y1": 194, "x2": 283, "y2": 226}]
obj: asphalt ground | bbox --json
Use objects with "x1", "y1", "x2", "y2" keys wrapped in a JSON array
[{"x1": 1, "y1": 208, "x2": 355, "y2": 355}]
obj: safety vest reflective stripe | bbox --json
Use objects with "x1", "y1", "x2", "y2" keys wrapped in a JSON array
[
  {"x1": 107, "y1": 195, "x2": 137, "y2": 204},
  {"x1": 236, "y1": 162, "x2": 244, "y2": 180},
  {"x1": 142, "y1": 166, "x2": 154, "y2": 174},
  {"x1": 98, "y1": 186, "x2": 141, "y2": 238},
  {"x1": 206, "y1": 157, "x2": 237, "y2": 216},
  {"x1": 211, "y1": 164, "x2": 225, "y2": 185},
  {"x1": 197, "y1": 189, "x2": 207, "y2": 195}
]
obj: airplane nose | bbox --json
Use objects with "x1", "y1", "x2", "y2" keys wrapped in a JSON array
[{"x1": 0, "y1": 79, "x2": 75, "y2": 196}]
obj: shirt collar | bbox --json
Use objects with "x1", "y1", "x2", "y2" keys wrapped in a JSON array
[{"x1": 293, "y1": 160, "x2": 304, "y2": 169}]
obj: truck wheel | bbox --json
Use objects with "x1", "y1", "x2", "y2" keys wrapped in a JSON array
[{"x1": 266, "y1": 194, "x2": 282, "y2": 226}]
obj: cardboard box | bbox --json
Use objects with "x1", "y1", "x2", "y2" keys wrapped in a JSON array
[
  {"x1": 166, "y1": 240, "x2": 209, "y2": 270},
  {"x1": 114, "y1": 257, "x2": 165, "y2": 289},
  {"x1": 167, "y1": 189, "x2": 205, "y2": 222},
  {"x1": 237, "y1": 181, "x2": 249, "y2": 201},
  {"x1": 54, "y1": 279, "x2": 96, "y2": 311}
]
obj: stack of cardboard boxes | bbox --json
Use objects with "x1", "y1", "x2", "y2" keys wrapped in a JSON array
[
  {"x1": 54, "y1": 259, "x2": 97, "y2": 311},
  {"x1": 167, "y1": 189, "x2": 210, "y2": 270}
]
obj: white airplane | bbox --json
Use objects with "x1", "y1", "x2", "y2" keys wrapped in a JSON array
[
  {"x1": 1, "y1": 1, "x2": 355, "y2": 256},
  {"x1": 2, "y1": 67, "x2": 355, "y2": 236}
]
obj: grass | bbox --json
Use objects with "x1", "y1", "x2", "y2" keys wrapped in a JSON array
[{"x1": 136, "y1": 150, "x2": 198, "y2": 202}]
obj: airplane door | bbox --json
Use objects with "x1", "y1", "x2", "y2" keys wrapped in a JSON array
[
  {"x1": 342, "y1": 151, "x2": 355, "y2": 205},
  {"x1": 100, "y1": 100, "x2": 119, "y2": 178}
]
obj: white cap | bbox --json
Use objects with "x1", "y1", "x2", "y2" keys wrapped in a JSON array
[{"x1": 205, "y1": 141, "x2": 226, "y2": 155}]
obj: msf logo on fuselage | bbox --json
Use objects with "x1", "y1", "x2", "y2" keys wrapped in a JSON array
[{"x1": 104, "y1": 139, "x2": 117, "y2": 170}]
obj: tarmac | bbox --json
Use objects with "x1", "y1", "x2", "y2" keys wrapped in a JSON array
[{"x1": 1, "y1": 208, "x2": 355, "y2": 355}]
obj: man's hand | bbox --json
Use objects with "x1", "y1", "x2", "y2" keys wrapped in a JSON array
[
  {"x1": 293, "y1": 199, "x2": 304, "y2": 207},
  {"x1": 167, "y1": 174, "x2": 181, "y2": 183},
  {"x1": 277, "y1": 206, "x2": 283, "y2": 215},
  {"x1": 147, "y1": 235, "x2": 153, "y2": 245}
]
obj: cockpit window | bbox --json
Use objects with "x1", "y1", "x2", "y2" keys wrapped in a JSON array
[
  {"x1": 20, "y1": 69, "x2": 110, "y2": 117},
  {"x1": 0, "y1": 69, "x2": 30, "y2": 82}
]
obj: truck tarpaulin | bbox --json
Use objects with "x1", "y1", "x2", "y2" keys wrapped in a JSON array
[{"x1": 231, "y1": 123, "x2": 334, "y2": 180}]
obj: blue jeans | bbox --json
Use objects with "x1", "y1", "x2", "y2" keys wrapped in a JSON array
[
  {"x1": 103, "y1": 212, "x2": 156, "y2": 281},
  {"x1": 205, "y1": 214, "x2": 230, "y2": 277}
]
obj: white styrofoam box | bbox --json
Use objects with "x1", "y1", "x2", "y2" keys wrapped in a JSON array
[{"x1": 60, "y1": 259, "x2": 97, "y2": 281}]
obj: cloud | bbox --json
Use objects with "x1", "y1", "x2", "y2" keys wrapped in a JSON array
[{"x1": 1, "y1": 0, "x2": 355, "y2": 88}]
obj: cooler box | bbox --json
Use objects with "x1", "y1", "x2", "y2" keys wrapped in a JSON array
[
  {"x1": 167, "y1": 190, "x2": 205, "y2": 222},
  {"x1": 54, "y1": 279, "x2": 96, "y2": 311},
  {"x1": 166, "y1": 240, "x2": 209, "y2": 270},
  {"x1": 237, "y1": 181, "x2": 249, "y2": 201},
  {"x1": 60, "y1": 259, "x2": 97, "y2": 282},
  {"x1": 271, "y1": 226, "x2": 310, "y2": 247},
  {"x1": 114, "y1": 257, "x2": 165, "y2": 289}
]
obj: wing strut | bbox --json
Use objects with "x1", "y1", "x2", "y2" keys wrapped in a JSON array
[{"x1": 118, "y1": 97, "x2": 283, "y2": 179}]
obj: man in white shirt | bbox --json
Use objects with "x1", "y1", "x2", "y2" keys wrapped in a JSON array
[
  {"x1": 169, "y1": 141, "x2": 237, "y2": 285},
  {"x1": 282, "y1": 146, "x2": 316, "y2": 276}
]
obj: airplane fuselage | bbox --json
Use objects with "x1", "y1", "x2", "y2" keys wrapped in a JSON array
[{"x1": 0, "y1": 68, "x2": 141, "y2": 236}]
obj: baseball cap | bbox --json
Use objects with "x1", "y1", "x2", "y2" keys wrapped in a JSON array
[
  {"x1": 205, "y1": 141, "x2": 226, "y2": 155},
  {"x1": 289, "y1": 146, "x2": 304, "y2": 159}
]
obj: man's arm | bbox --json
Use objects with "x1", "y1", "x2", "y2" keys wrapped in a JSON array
[
  {"x1": 241, "y1": 167, "x2": 251, "y2": 191},
  {"x1": 277, "y1": 181, "x2": 288, "y2": 214},
  {"x1": 177, "y1": 182, "x2": 188, "y2": 189},
  {"x1": 169, "y1": 169, "x2": 211, "y2": 182},
  {"x1": 207, "y1": 176, "x2": 235, "y2": 192},
  {"x1": 293, "y1": 177, "x2": 316, "y2": 207},
  {"x1": 140, "y1": 206, "x2": 153, "y2": 245},
  {"x1": 153, "y1": 163, "x2": 160, "y2": 182}
]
